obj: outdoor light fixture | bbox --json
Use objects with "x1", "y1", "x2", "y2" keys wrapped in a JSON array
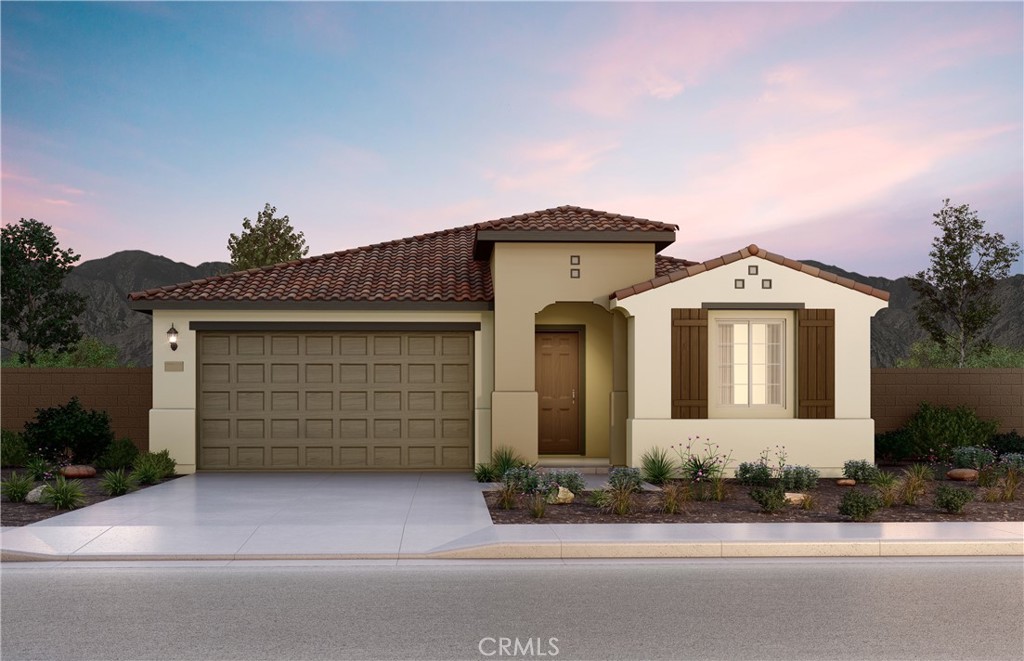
[{"x1": 167, "y1": 324, "x2": 179, "y2": 351}]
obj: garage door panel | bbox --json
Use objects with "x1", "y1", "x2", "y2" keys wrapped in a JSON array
[{"x1": 198, "y1": 331, "x2": 473, "y2": 470}]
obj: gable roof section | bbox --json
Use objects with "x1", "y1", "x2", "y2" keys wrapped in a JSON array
[
  {"x1": 128, "y1": 205, "x2": 681, "y2": 310},
  {"x1": 611, "y1": 244, "x2": 890, "y2": 302},
  {"x1": 472, "y1": 205, "x2": 677, "y2": 258},
  {"x1": 128, "y1": 225, "x2": 491, "y2": 309}
]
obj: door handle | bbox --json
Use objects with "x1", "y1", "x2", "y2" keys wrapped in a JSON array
[{"x1": 572, "y1": 388, "x2": 576, "y2": 404}]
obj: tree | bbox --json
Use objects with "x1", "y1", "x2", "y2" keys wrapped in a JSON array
[
  {"x1": 227, "y1": 203, "x2": 308, "y2": 270},
  {"x1": 1, "y1": 218, "x2": 87, "y2": 365},
  {"x1": 907, "y1": 200, "x2": 1022, "y2": 368},
  {"x1": 1, "y1": 337, "x2": 127, "y2": 368}
]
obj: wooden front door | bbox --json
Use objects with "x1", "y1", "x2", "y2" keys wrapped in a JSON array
[{"x1": 536, "y1": 331, "x2": 581, "y2": 454}]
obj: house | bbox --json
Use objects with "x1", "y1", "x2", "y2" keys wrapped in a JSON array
[{"x1": 128, "y1": 206, "x2": 888, "y2": 476}]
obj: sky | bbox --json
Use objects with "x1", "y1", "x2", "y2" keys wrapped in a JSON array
[{"x1": 2, "y1": 1, "x2": 1022, "y2": 278}]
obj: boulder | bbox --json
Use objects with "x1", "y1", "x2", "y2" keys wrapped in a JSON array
[
  {"x1": 837, "y1": 479, "x2": 856, "y2": 487},
  {"x1": 946, "y1": 468, "x2": 979, "y2": 482},
  {"x1": 26, "y1": 485, "x2": 46, "y2": 504},
  {"x1": 60, "y1": 465, "x2": 97, "y2": 478},
  {"x1": 784, "y1": 493, "x2": 806, "y2": 505},
  {"x1": 547, "y1": 486, "x2": 575, "y2": 505}
]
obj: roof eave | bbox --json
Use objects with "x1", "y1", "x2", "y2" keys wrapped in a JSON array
[
  {"x1": 126, "y1": 299, "x2": 495, "y2": 312},
  {"x1": 473, "y1": 229, "x2": 677, "y2": 260}
]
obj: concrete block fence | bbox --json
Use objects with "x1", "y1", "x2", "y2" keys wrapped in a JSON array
[{"x1": 1, "y1": 368, "x2": 152, "y2": 451}]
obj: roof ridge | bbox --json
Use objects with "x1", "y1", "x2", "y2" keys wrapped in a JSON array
[{"x1": 612, "y1": 244, "x2": 890, "y2": 302}]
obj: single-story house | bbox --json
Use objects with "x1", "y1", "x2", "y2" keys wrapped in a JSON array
[{"x1": 129, "y1": 206, "x2": 888, "y2": 476}]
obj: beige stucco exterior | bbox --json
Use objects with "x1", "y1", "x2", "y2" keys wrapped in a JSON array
[{"x1": 612, "y1": 254, "x2": 887, "y2": 477}]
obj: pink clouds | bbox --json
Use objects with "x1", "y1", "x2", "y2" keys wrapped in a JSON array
[
  {"x1": 558, "y1": 3, "x2": 841, "y2": 117},
  {"x1": 482, "y1": 137, "x2": 620, "y2": 193}
]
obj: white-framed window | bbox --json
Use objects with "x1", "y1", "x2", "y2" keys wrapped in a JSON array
[{"x1": 709, "y1": 311, "x2": 794, "y2": 419}]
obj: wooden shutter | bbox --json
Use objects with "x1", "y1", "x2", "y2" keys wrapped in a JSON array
[
  {"x1": 671, "y1": 309, "x2": 708, "y2": 419},
  {"x1": 797, "y1": 309, "x2": 835, "y2": 419}
]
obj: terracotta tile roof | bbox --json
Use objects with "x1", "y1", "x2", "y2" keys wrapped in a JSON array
[
  {"x1": 129, "y1": 225, "x2": 492, "y2": 305},
  {"x1": 612, "y1": 244, "x2": 890, "y2": 302},
  {"x1": 128, "y1": 205, "x2": 679, "y2": 306},
  {"x1": 654, "y1": 255, "x2": 699, "y2": 277},
  {"x1": 475, "y1": 205, "x2": 678, "y2": 233}
]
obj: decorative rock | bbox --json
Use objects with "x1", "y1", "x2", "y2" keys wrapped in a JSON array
[
  {"x1": 946, "y1": 468, "x2": 979, "y2": 482},
  {"x1": 837, "y1": 479, "x2": 856, "y2": 487},
  {"x1": 60, "y1": 465, "x2": 97, "y2": 478},
  {"x1": 547, "y1": 486, "x2": 575, "y2": 505},
  {"x1": 784, "y1": 492, "x2": 806, "y2": 505},
  {"x1": 26, "y1": 485, "x2": 46, "y2": 504}
]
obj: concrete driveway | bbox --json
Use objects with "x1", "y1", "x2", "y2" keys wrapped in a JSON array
[{"x1": 1, "y1": 472, "x2": 1021, "y2": 561}]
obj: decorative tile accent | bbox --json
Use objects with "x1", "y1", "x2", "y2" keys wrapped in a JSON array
[
  {"x1": 570, "y1": 268, "x2": 581, "y2": 279},
  {"x1": 762, "y1": 279, "x2": 773, "y2": 289},
  {"x1": 748, "y1": 265, "x2": 759, "y2": 275},
  {"x1": 570, "y1": 255, "x2": 580, "y2": 265},
  {"x1": 734, "y1": 279, "x2": 745, "y2": 289}
]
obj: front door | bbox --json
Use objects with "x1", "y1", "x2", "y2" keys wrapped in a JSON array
[{"x1": 536, "y1": 331, "x2": 581, "y2": 454}]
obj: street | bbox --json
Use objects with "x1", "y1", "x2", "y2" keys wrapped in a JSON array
[{"x1": 2, "y1": 558, "x2": 1022, "y2": 660}]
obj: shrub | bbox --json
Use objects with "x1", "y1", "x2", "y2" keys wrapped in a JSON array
[
  {"x1": 904, "y1": 463, "x2": 935, "y2": 482},
  {"x1": 904, "y1": 402, "x2": 998, "y2": 461},
  {"x1": 875, "y1": 428, "x2": 915, "y2": 463},
  {"x1": 1, "y1": 471, "x2": 35, "y2": 502},
  {"x1": 96, "y1": 438, "x2": 140, "y2": 471},
  {"x1": 981, "y1": 467, "x2": 1020, "y2": 503},
  {"x1": 502, "y1": 466, "x2": 541, "y2": 495},
  {"x1": 749, "y1": 486, "x2": 786, "y2": 513},
  {"x1": 709, "y1": 474, "x2": 730, "y2": 502},
  {"x1": 497, "y1": 483, "x2": 518, "y2": 510},
  {"x1": 736, "y1": 461, "x2": 773, "y2": 487},
  {"x1": 951, "y1": 446, "x2": 997, "y2": 470},
  {"x1": 527, "y1": 493, "x2": 546, "y2": 519},
  {"x1": 540, "y1": 470, "x2": 586, "y2": 496},
  {"x1": 134, "y1": 450, "x2": 176, "y2": 480},
  {"x1": 474, "y1": 463, "x2": 498, "y2": 483},
  {"x1": 23, "y1": 397, "x2": 115, "y2": 464},
  {"x1": 998, "y1": 453, "x2": 1024, "y2": 472},
  {"x1": 988, "y1": 430, "x2": 1024, "y2": 456},
  {"x1": 601, "y1": 485, "x2": 636, "y2": 516},
  {"x1": 660, "y1": 482, "x2": 689, "y2": 515},
  {"x1": 491, "y1": 446, "x2": 528, "y2": 477},
  {"x1": 934, "y1": 485, "x2": 973, "y2": 514},
  {"x1": 843, "y1": 460, "x2": 880, "y2": 483},
  {"x1": 607, "y1": 467, "x2": 643, "y2": 493},
  {"x1": 872, "y1": 472, "x2": 901, "y2": 507},
  {"x1": 41, "y1": 476, "x2": 86, "y2": 510},
  {"x1": 24, "y1": 456, "x2": 55, "y2": 481},
  {"x1": 838, "y1": 490, "x2": 881, "y2": 521},
  {"x1": 780, "y1": 465, "x2": 820, "y2": 491},
  {"x1": 1, "y1": 429, "x2": 30, "y2": 467},
  {"x1": 672, "y1": 436, "x2": 732, "y2": 483},
  {"x1": 99, "y1": 469, "x2": 138, "y2": 497},
  {"x1": 798, "y1": 493, "x2": 817, "y2": 511},
  {"x1": 640, "y1": 447, "x2": 675, "y2": 485},
  {"x1": 899, "y1": 466, "x2": 931, "y2": 506}
]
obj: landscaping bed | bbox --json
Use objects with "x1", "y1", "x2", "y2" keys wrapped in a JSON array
[
  {"x1": 1, "y1": 469, "x2": 181, "y2": 527},
  {"x1": 485, "y1": 469, "x2": 1024, "y2": 524}
]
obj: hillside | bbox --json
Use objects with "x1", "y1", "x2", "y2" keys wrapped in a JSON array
[{"x1": 25, "y1": 251, "x2": 1024, "y2": 367}]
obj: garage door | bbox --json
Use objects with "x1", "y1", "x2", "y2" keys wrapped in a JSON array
[{"x1": 198, "y1": 331, "x2": 474, "y2": 470}]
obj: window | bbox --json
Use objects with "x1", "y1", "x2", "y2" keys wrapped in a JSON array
[{"x1": 717, "y1": 320, "x2": 785, "y2": 407}]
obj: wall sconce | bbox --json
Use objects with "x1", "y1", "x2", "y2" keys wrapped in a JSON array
[{"x1": 167, "y1": 324, "x2": 179, "y2": 351}]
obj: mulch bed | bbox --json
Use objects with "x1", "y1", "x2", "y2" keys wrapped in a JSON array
[
  {"x1": 1, "y1": 468, "x2": 181, "y2": 527},
  {"x1": 485, "y1": 470, "x2": 1024, "y2": 524}
]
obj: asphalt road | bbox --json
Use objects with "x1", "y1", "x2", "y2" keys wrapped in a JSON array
[{"x1": 2, "y1": 558, "x2": 1022, "y2": 660}]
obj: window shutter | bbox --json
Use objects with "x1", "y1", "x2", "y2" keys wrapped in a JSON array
[
  {"x1": 797, "y1": 309, "x2": 835, "y2": 419},
  {"x1": 671, "y1": 308, "x2": 708, "y2": 419}
]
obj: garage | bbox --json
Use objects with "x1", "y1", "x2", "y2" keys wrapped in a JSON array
[{"x1": 197, "y1": 330, "x2": 474, "y2": 470}]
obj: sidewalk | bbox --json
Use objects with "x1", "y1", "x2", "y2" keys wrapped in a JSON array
[{"x1": 2, "y1": 473, "x2": 1021, "y2": 562}]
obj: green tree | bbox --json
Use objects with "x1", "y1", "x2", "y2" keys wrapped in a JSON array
[
  {"x1": 227, "y1": 203, "x2": 308, "y2": 270},
  {"x1": 1, "y1": 337, "x2": 127, "y2": 368},
  {"x1": 1, "y1": 218, "x2": 87, "y2": 365},
  {"x1": 908, "y1": 200, "x2": 1022, "y2": 368}
]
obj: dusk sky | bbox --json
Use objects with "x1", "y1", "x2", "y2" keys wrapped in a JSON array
[{"x1": 2, "y1": 1, "x2": 1022, "y2": 278}]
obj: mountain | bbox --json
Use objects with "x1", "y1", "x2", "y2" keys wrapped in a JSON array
[
  {"x1": 23, "y1": 251, "x2": 1024, "y2": 368},
  {"x1": 801, "y1": 261, "x2": 1024, "y2": 367},
  {"x1": 61, "y1": 251, "x2": 231, "y2": 366}
]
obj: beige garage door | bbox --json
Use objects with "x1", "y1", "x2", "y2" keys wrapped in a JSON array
[{"x1": 198, "y1": 331, "x2": 474, "y2": 470}]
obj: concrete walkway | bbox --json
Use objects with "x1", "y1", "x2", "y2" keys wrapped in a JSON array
[{"x1": 1, "y1": 473, "x2": 1021, "y2": 562}]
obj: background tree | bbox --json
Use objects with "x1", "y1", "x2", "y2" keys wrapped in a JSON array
[
  {"x1": 227, "y1": 203, "x2": 308, "y2": 270},
  {"x1": 908, "y1": 199, "x2": 1022, "y2": 368},
  {"x1": 1, "y1": 218, "x2": 87, "y2": 365}
]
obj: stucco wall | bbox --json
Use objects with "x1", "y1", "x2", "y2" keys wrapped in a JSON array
[{"x1": 614, "y1": 255, "x2": 887, "y2": 475}]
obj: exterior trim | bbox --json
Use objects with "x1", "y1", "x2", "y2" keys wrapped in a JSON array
[
  {"x1": 702, "y1": 302, "x2": 806, "y2": 310},
  {"x1": 189, "y1": 321, "x2": 483, "y2": 332},
  {"x1": 129, "y1": 300, "x2": 494, "y2": 312},
  {"x1": 473, "y1": 230, "x2": 675, "y2": 258}
]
